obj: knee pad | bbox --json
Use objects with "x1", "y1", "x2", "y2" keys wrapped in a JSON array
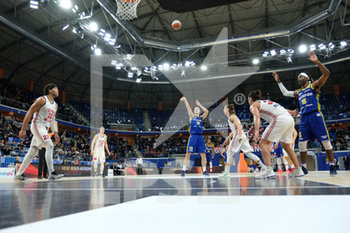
[
  {"x1": 322, "y1": 140, "x2": 333, "y2": 150},
  {"x1": 226, "y1": 151, "x2": 234, "y2": 165},
  {"x1": 299, "y1": 141, "x2": 308, "y2": 152}
]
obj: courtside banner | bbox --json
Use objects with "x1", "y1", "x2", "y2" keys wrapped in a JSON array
[
  {"x1": 0, "y1": 168, "x2": 15, "y2": 179},
  {"x1": 17, "y1": 164, "x2": 92, "y2": 178}
]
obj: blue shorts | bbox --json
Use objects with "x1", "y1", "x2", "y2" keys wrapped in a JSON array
[
  {"x1": 299, "y1": 111, "x2": 330, "y2": 142},
  {"x1": 274, "y1": 142, "x2": 283, "y2": 158},
  {"x1": 206, "y1": 153, "x2": 213, "y2": 162},
  {"x1": 187, "y1": 134, "x2": 206, "y2": 153}
]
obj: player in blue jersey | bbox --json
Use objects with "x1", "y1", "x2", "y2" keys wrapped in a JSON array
[
  {"x1": 273, "y1": 51, "x2": 336, "y2": 175},
  {"x1": 180, "y1": 97, "x2": 209, "y2": 176},
  {"x1": 205, "y1": 138, "x2": 215, "y2": 173}
]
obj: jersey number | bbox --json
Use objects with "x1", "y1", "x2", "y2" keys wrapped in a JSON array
[
  {"x1": 263, "y1": 100, "x2": 273, "y2": 105},
  {"x1": 98, "y1": 140, "x2": 104, "y2": 147},
  {"x1": 44, "y1": 112, "x2": 54, "y2": 122}
]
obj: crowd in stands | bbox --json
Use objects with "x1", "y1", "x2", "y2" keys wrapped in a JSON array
[
  {"x1": 1, "y1": 112, "x2": 350, "y2": 169},
  {"x1": 1, "y1": 83, "x2": 350, "y2": 167}
]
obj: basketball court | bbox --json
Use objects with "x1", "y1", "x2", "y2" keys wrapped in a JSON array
[{"x1": 1, "y1": 172, "x2": 350, "y2": 232}]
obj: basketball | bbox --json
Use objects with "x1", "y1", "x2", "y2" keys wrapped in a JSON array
[{"x1": 171, "y1": 20, "x2": 182, "y2": 31}]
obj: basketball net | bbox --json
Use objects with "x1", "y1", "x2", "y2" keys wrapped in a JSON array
[{"x1": 116, "y1": 0, "x2": 141, "y2": 20}]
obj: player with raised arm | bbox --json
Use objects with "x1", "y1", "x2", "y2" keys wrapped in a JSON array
[
  {"x1": 220, "y1": 104, "x2": 266, "y2": 177},
  {"x1": 91, "y1": 126, "x2": 111, "y2": 177},
  {"x1": 273, "y1": 51, "x2": 336, "y2": 175},
  {"x1": 248, "y1": 90, "x2": 304, "y2": 179},
  {"x1": 15, "y1": 83, "x2": 63, "y2": 181},
  {"x1": 180, "y1": 97, "x2": 209, "y2": 176}
]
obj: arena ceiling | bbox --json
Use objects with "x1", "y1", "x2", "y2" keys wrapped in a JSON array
[{"x1": 0, "y1": 0, "x2": 350, "y2": 108}]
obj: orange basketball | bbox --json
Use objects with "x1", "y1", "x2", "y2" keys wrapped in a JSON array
[{"x1": 172, "y1": 20, "x2": 182, "y2": 31}]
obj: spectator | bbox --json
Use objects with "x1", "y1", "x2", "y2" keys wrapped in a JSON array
[
  {"x1": 117, "y1": 162, "x2": 124, "y2": 175},
  {"x1": 344, "y1": 155, "x2": 349, "y2": 170},
  {"x1": 136, "y1": 156, "x2": 143, "y2": 175}
]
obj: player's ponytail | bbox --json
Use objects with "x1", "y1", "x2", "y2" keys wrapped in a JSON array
[{"x1": 248, "y1": 90, "x2": 263, "y2": 101}]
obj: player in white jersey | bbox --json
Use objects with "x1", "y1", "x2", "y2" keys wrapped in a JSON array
[
  {"x1": 248, "y1": 90, "x2": 304, "y2": 178},
  {"x1": 220, "y1": 104, "x2": 266, "y2": 177},
  {"x1": 91, "y1": 127, "x2": 111, "y2": 177},
  {"x1": 15, "y1": 83, "x2": 63, "y2": 181}
]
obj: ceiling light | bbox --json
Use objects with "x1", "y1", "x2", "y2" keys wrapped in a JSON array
[
  {"x1": 270, "y1": 49, "x2": 277, "y2": 56},
  {"x1": 299, "y1": 44, "x2": 307, "y2": 53},
  {"x1": 98, "y1": 28, "x2": 105, "y2": 37},
  {"x1": 279, "y1": 49, "x2": 286, "y2": 55},
  {"x1": 136, "y1": 78, "x2": 142, "y2": 83},
  {"x1": 328, "y1": 42, "x2": 335, "y2": 50},
  {"x1": 30, "y1": 0, "x2": 39, "y2": 9},
  {"x1": 318, "y1": 43, "x2": 326, "y2": 50},
  {"x1": 200, "y1": 65, "x2": 207, "y2": 71},
  {"x1": 309, "y1": 44, "x2": 316, "y2": 51},
  {"x1": 340, "y1": 41, "x2": 347, "y2": 48},
  {"x1": 104, "y1": 33, "x2": 111, "y2": 41},
  {"x1": 90, "y1": 44, "x2": 97, "y2": 51},
  {"x1": 163, "y1": 63, "x2": 170, "y2": 70},
  {"x1": 108, "y1": 39, "x2": 116, "y2": 46},
  {"x1": 262, "y1": 51, "x2": 269, "y2": 57},
  {"x1": 62, "y1": 24, "x2": 69, "y2": 30},
  {"x1": 72, "y1": 5, "x2": 78, "y2": 13},
  {"x1": 94, "y1": 48, "x2": 102, "y2": 56},
  {"x1": 89, "y1": 22, "x2": 98, "y2": 32},
  {"x1": 128, "y1": 72, "x2": 133, "y2": 78},
  {"x1": 252, "y1": 58, "x2": 259, "y2": 65},
  {"x1": 59, "y1": 0, "x2": 72, "y2": 9}
]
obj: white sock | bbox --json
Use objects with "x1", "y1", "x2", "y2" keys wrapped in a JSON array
[
  {"x1": 225, "y1": 165, "x2": 230, "y2": 173},
  {"x1": 209, "y1": 162, "x2": 213, "y2": 170},
  {"x1": 291, "y1": 164, "x2": 295, "y2": 168},
  {"x1": 182, "y1": 165, "x2": 187, "y2": 171},
  {"x1": 203, "y1": 167, "x2": 207, "y2": 172},
  {"x1": 258, "y1": 160, "x2": 266, "y2": 169}
]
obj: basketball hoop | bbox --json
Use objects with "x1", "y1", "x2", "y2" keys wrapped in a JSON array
[{"x1": 116, "y1": 0, "x2": 141, "y2": 21}]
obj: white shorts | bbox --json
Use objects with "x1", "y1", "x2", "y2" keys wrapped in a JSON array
[
  {"x1": 30, "y1": 123, "x2": 50, "y2": 149},
  {"x1": 93, "y1": 151, "x2": 105, "y2": 163},
  {"x1": 262, "y1": 114, "x2": 294, "y2": 144},
  {"x1": 228, "y1": 134, "x2": 252, "y2": 154}
]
